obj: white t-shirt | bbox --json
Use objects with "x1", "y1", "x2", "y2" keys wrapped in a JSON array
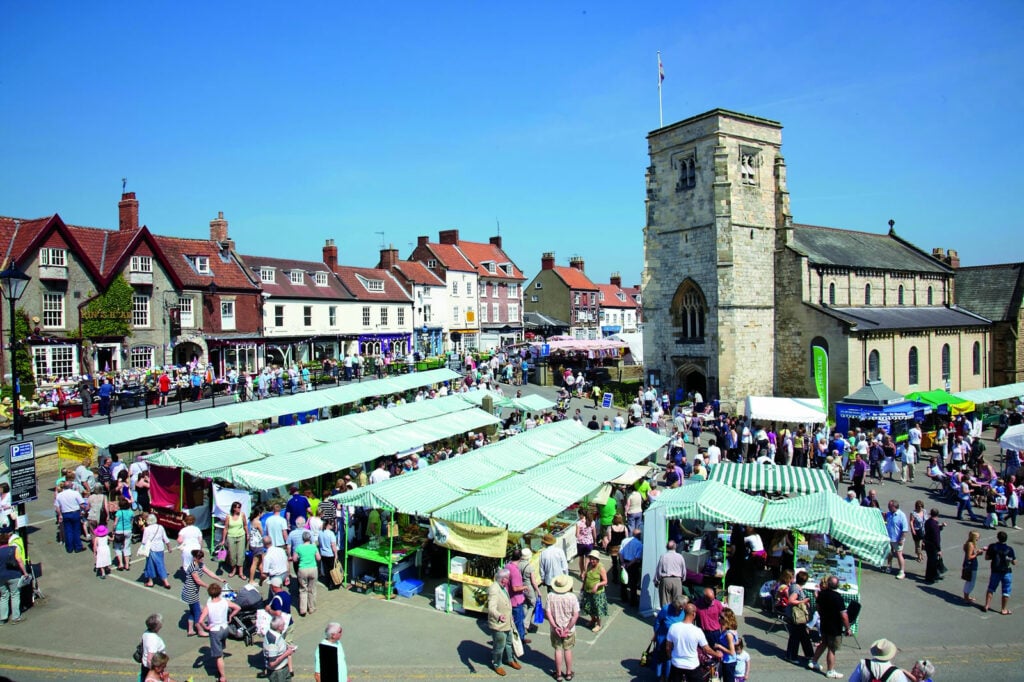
[
  {"x1": 177, "y1": 525, "x2": 203, "y2": 555},
  {"x1": 369, "y1": 468, "x2": 391, "y2": 485},
  {"x1": 734, "y1": 650, "x2": 750, "y2": 677},
  {"x1": 706, "y1": 445, "x2": 721, "y2": 466},
  {"x1": 141, "y1": 631, "x2": 165, "y2": 668},
  {"x1": 666, "y1": 621, "x2": 707, "y2": 670},
  {"x1": 745, "y1": 534, "x2": 765, "y2": 553}
]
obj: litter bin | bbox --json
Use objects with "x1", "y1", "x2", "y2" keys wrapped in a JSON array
[{"x1": 727, "y1": 585, "x2": 745, "y2": 616}]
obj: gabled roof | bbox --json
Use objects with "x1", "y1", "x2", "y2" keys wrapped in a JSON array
[
  {"x1": 455, "y1": 240, "x2": 526, "y2": 280},
  {"x1": 154, "y1": 235, "x2": 259, "y2": 291},
  {"x1": 789, "y1": 224, "x2": 951, "y2": 274},
  {"x1": 620, "y1": 284, "x2": 641, "y2": 302},
  {"x1": 524, "y1": 311, "x2": 570, "y2": 329},
  {"x1": 240, "y1": 254, "x2": 353, "y2": 300},
  {"x1": 597, "y1": 283, "x2": 634, "y2": 309},
  {"x1": 0, "y1": 214, "x2": 104, "y2": 282},
  {"x1": 332, "y1": 265, "x2": 412, "y2": 302},
  {"x1": 811, "y1": 304, "x2": 990, "y2": 332},
  {"x1": 421, "y1": 243, "x2": 476, "y2": 273},
  {"x1": 391, "y1": 260, "x2": 445, "y2": 286},
  {"x1": 552, "y1": 266, "x2": 598, "y2": 291},
  {"x1": 955, "y1": 263, "x2": 1024, "y2": 323}
]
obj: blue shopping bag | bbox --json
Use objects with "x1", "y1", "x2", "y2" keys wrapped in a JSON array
[{"x1": 533, "y1": 600, "x2": 545, "y2": 625}]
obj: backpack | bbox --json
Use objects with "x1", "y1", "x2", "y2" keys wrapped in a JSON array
[{"x1": 862, "y1": 660, "x2": 898, "y2": 682}]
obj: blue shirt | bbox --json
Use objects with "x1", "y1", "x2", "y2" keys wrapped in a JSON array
[
  {"x1": 885, "y1": 510, "x2": 908, "y2": 542},
  {"x1": 98, "y1": 383, "x2": 113, "y2": 398},
  {"x1": 619, "y1": 537, "x2": 644, "y2": 562},
  {"x1": 285, "y1": 494, "x2": 310, "y2": 526}
]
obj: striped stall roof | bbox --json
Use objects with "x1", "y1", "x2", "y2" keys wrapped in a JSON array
[{"x1": 707, "y1": 462, "x2": 836, "y2": 495}]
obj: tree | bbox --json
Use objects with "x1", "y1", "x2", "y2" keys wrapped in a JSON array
[{"x1": 2, "y1": 307, "x2": 36, "y2": 400}]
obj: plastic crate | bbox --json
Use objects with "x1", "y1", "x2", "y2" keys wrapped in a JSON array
[{"x1": 395, "y1": 579, "x2": 424, "y2": 598}]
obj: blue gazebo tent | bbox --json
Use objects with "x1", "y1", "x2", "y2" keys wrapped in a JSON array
[{"x1": 835, "y1": 381, "x2": 930, "y2": 441}]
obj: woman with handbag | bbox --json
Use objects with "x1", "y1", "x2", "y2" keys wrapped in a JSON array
[
  {"x1": 962, "y1": 530, "x2": 982, "y2": 603},
  {"x1": 220, "y1": 502, "x2": 247, "y2": 578},
  {"x1": 112, "y1": 497, "x2": 134, "y2": 571},
  {"x1": 140, "y1": 514, "x2": 173, "y2": 589},
  {"x1": 781, "y1": 569, "x2": 814, "y2": 664},
  {"x1": 139, "y1": 613, "x2": 167, "y2": 680}
]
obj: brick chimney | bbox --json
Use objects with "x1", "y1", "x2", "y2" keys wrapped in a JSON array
[
  {"x1": 541, "y1": 252, "x2": 555, "y2": 270},
  {"x1": 323, "y1": 239, "x2": 338, "y2": 272},
  {"x1": 439, "y1": 229, "x2": 459, "y2": 245},
  {"x1": 489, "y1": 235, "x2": 502, "y2": 249},
  {"x1": 945, "y1": 249, "x2": 960, "y2": 269},
  {"x1": 379, "y1": 244, "x2": 400, "y2": 270},
  {"x1": 210, "y1": 211, "x2": 229, "y2": 242},
  {"x1": 931, "y1": 247, "x2": 946, "y2": 260},
  {"x1": 417, "y1": 235, "x2": 429, "y2": 247},
  {"x1": 118, "y1": 192, "x2": 139, "y2": 232},
  {"x1": 610, "y1": 272, "x2": 622, "y2": 287},
  {"x1": 569, "y1": 256, "x2": 585, "y2": 272}
]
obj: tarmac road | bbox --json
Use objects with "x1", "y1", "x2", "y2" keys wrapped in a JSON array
[{"x1": 3, "y1": 383, "x2": 1022, "y2": 680}]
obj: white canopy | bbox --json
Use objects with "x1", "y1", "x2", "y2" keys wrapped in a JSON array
[
  {"x1": 1001, "y1": 424, "x2": 1024, "y2": 451},
  {"x1": 745, "y1": 396, "x2": 826, "y2": 424},
  {"x1": 955, "y1": 382, "x2": 1024, "y2": 406}
]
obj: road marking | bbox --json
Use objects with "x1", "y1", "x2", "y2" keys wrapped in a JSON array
[
  {"x1": 0, "y1": 663, "x2": 135, "y2": 676},
  {"x1": 107, "y1": 572, "x2": 182, "y2": 602}
]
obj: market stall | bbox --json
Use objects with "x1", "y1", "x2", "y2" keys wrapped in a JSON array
[
  {"x1": 744, "y1": 396, "x2": 827, "y2": 424},
  {"x1": 834, "y1": 381, "x2": 931, "y2": 442},
  {"x1": 706, "y1": 463, "x2": 836, "y2": 496},
  {"x1": 904, "y1": 389, "x2": 977, "y2": 448}
]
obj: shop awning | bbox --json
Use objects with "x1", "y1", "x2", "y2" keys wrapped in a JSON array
[
  {"x1": 745, "y1": 396, "x2": 826, "y2": 424},
  {"x1": 647, "y1": 480, "x2": 769, "y2": 525},
  {"x1": 954, "y1": 382, "x2": 1024, "y2": 406},
  {"x1": 707, "y1": 462, "x2": 837, "y2": 495},
  {"x1": 904, "y1": 389, "x2": 975, "y2": 415}
]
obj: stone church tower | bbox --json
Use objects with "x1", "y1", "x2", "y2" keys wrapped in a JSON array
[{"x1": 642, "y1": 109, "x2": 792, "y2": 410}]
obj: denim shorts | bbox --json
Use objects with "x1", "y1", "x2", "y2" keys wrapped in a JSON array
[{"x1": 987, "y1": 571, "x2": 1013, "y2": 596}]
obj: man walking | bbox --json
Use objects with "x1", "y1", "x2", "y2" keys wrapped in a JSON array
[
  {"x1": 487, "y1": 568, "x2": 522, "y2": 676},
  {"x1": 619, "y1": 528, "x2": 644, "y2": 607},
  {"x1": 982, "y1": 530, "x2": 1017, "y2": 615},
  {"x1": 665, "y1": 603, "x2": 722, "y2": 682},
  {"x1": 885, "y1": 500, "x2": 909, "y2": 580},
  {"x1": 539, "y1": 533, "x2": 569, "y2": 592},
  {"x1": 848, "y1": 638, "x2": 910, "y2": 682},
  {"x1": 923, "y1": 508, "x2": 946, "y2": 584},
  {"x1": 808, "y1": 576, "x2": 852, "y2": 679},
  {"x1": 54, "y1": 481, "x2": 86, "y2": 553},
  {"x1": 655, "y1": 541, "x2": 686, "y2": 609},
  {"x1": 314, "y1": 622, "x2": 348, "y2": 682},
  {"x1": 546, "y1": 574, "x2": 579, "y2": 681},
  {"x1": 262, "y1": 616, "x2": 297, "y2": 682}
]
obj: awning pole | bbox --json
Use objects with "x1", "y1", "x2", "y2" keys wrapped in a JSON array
[
  {"x1": 387, "y1": 506, "x2": 395, "y2": 600},
  {"x1": 446, "y1": 547, "x2": 452, "y2": 615}
]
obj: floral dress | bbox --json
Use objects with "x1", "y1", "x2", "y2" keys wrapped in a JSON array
[{"x1": 580, "y1": 565, "x2": 608, "y2": 618}]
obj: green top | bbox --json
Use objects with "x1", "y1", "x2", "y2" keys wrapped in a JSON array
[
  {"x1": 635, "y1": 480, "x2": 651, "y2": 501},
  {"x1": 226, "y1": 514, "x2": 246, "y2": 538},
  {"x1": 600, "y1": 497, "x2": 618, "y2": 526},
  {"x1": 583, "y1": 565, "x2": 604, "y2": 593},
  {"x1": 296, "y1": 543, "x2": 319, "y2": 569}
]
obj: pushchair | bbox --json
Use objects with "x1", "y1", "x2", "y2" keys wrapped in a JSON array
[{"x1": 225, "y1": 582, "x2": 264, "y2": 647}]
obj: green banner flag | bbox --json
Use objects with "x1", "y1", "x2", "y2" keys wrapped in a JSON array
[{"x1": 812, "y1": 345, "x2": 829, "y2": 413}]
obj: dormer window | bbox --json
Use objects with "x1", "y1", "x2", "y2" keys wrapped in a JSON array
[
  {"x1": 427, "y1": 259, "x2": 438, "y2": 269},
  {"x1": 617, "y1": 292, "x2": 626, "y2": 301},
  {"x1": 189, "y1": 256, "x2": 210, "y2": 274},
  {"x1": 485, "y1": 262, "x2": 497, "y2": 274},
  {"x1": 499, "y1": 263, "x2": 512, "y2": 275},
  {"x1": 599, "y1": 291, "x2": 605, "y2": 301},
  {"x1": 355, "y1": 274, "x2": 384, "y2": 292},
  {"x1": 130, "y1": 255, "x2": 152, "y2": 273},
  {"x1": 260, "y1": 267, "x2": 275, "y2": 283},
  {"x1": 315, "y1": 272, "x2": 329, "y2": 287},
  {"x1": 40, "y1": 248, "x2": 67, "y2": 267},
  {"x1": 289, "y1": 270, "x2": 304, "y2": 285}
]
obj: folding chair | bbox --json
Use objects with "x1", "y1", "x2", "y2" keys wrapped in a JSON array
[{"x1": 759, "y1": 581, "x2": 788, "y2": 635}]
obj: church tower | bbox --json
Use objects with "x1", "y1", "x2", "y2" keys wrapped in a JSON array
[{"x1": 642, "y1": 109, "x2": 785, "y2": 410}]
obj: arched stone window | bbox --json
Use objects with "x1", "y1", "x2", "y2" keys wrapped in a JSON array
[
  {"x1": 898, "y1": 285, "x2": 904, "y2": 305},
  {"x1": 864, "y1": 283, "x2": 871, "y2": 306},
  {"x1": 810, "y1": 336, "x2": 828, "y2": 377},
  {"x1": 927, "y1": 286, "x2": 934, "y2": 305},
  {"x1": 670, "y1": 279, "x2": 706, "y2": 342},
  {"x1": 941, "y1": 344, "x2": 951, "y2": 381},
  {"x1": 868, "y1": 349, "x2": 880, "y2": 381},
  {"x1": 908, "y1": 346, "x2": 919, "y2": 385},
  {"x1": 972, "y1": 341, "x2": 981, "y2": 376},
  {"x1": 828, "y1": 283, "x2": 836, "y2": 305}
]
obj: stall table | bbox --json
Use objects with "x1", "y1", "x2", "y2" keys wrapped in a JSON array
[
  {"x1": 347, "y1": 541, "x2": 421, "y2": 596},
  {"x1": 447, "y1": 572, "x2": 493, "y2": 613},
  {"x1": 796, "y1": 546, "x2": 860, "y2": 635}
]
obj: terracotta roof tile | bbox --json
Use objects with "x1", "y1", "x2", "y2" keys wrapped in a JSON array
[
  {"x1": 425, "y1": 243, "x2": 476, "y2": 272},
  {"x1": 597, "y1": 283, "x2": 634, "y2": 308},
  {"x1": 454, "y1": 240, "x2": 526, "y2": 280},
  {"x1": 153, "y1": 235, "x2": 259, "y2": 291},
  {"x1": 391, "y1": 260, "x2": 445, "y2": 286},
  {"x1": 332, "y1": 265, "x2": 413, "y2": 302},
  {"x1": 553, "y1": 265, "x2": 598, "y2": 291},
  {"x1": 240, "y1": 254, "x2": 353, "y2": 300}
]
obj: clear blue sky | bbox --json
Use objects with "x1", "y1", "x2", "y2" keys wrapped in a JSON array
[{"x1": 2, "y1": 2, "x2": 1021, "y2": 285}]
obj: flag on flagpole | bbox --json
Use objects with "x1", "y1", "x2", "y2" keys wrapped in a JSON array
[{"x1": 659, "y1": 55, "x2": 664, "y2": 83}]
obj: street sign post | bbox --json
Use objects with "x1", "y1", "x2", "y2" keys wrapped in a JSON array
[
  {"x1": 8, "y1": 440, "x2": 37, "y2": 504},
  {"x1": 602, "y1": 392, "x2": 613, "y2": 409}
]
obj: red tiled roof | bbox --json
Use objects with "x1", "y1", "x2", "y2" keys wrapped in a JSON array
[
  {"x1": 153, "y1": 235, "x2": 259, "y2": 291},
  {"x1": 597, "y1": 283, "x2": 634, "y2": 308},
  {"x1": 553, "y1": 266, "x2": 598, "y2": 291},
  {"x1": 240, "y1": 254, "x2": 353, "y2": 300},
  {"x1": 332, "y1": 265, "x2": 412, "y2": 302},
  {"x1": 391, "y1": 260, "x2": 445, "y2": 286},
  {"x1": 425, "y1": 243, "x2": 476, "y2": 272},
  {"x1": 454, "y1": 240, "x2": 526, "y2": 280}
]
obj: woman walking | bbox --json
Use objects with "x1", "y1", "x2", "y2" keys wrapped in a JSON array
[
  {"x1": 910, "y1": 500, "x2": 927, "y2": 563},
  {"x1": 962, "y1": 530, "x2": 982, "y2": 604},
  {"x1": 182, "y1": 549, "x2": 224, "y2": 637},
  {"x1": 247, "y1": 514, "x2": 264, "y2": 584},
  {"x1": 603, "y1": 514, "x2": 628, "y2": 585},
  {"x1": 198, "y1": 583, "x2": 241, "y2": 682},
  {"x1": 144, "y1": 651, "x2": 178, "y2": 682},
  {"x1": 579, "y1": 551, "x2": 608, "y2": 632},
  {"x1": 292, "y1": 531, "x2": 320, "y2": 616},
  {"x1": 112, "y1": 498, "x2": 134, "y2": 571},
  {"x1": 139, "y1": 613, "x2": 167, "y2": 681},
  {"x1": 575, "y1": 508, "x2": 597, "y2": 577},
  {"x1": 780, "y1": 569, "x2": 814, "y2": 664},
  {"x1": 221, "y1": 502, "x2": 247, "y2": 578},
  {"x1": 141, "y1": 514, "x2": 173, "y2": 589},
  {"x1": 176, "y1": 514, "x2": 203, "y2": 576},
  {"x1": 715, "y1": 608, "x2": 740, "y2": 682}
]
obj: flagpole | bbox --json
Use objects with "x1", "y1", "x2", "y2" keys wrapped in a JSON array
[{"x1": 657, "y1": 51, "x2": 664, "y2": 128}]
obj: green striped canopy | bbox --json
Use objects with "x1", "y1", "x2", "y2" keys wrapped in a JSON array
[
  {"x1": 761, "y1": 492, "x2": 890, "y2": 566},
  {"x1": 707, "y1": 462, "x2": 836, "y2": 495},
  {"x1": 647, "y1": 481, "x2": 769, "y2": 525}
]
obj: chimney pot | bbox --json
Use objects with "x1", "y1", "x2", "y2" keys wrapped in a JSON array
[
  {"x1": 541, "y1": 252, "x2": 555, "y2": 270},
  {"x1": 209, "y1": 212, "x2": 229, "y2": 243},
  {"x1": 610, "y1": 272, "x2": 622, "y2": 287},
  {"x1": 378, "y1": 246, "x2": 399, "y2": 270},
  {"x1": 417, "y1": 236, "x2": 429, "y2": 247},
  {"x1": 118, "y1": 192, "x2": 139, "y2": 232},
  {"x1": 569, "y1": 256, "x2": 585, "y2": 272},
  {"x1": 945, "y1": 249, "x2": 960, "y2": 269},
  {"x1": 439, "y1": 229, "x2": 459, "y2": 245},
  {"x1": 323, "y1": 238, "x2": 338, "y2": 272}
]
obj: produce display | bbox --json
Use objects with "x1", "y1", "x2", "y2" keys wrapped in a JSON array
[{"x1": 796, "y1": 546, "x2": 858, "y2": 594}]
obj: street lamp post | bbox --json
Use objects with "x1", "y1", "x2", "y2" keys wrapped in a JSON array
[{"x1": 1, "y1": 262, "x2": 32, "y2": 552}]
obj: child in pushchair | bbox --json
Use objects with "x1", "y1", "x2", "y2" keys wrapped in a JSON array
[{"x1": 224, "y1": 582, "x2": 264, "y2": 647}]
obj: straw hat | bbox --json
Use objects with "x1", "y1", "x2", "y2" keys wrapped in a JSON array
[
  {"x1": 587, "y1": 550, "x2": 601, "y2": 561},
  {"x1": 520, "y1": 548, "x2": 532, "y2": 560},
  {"x1": 869, "y1": 638, "x2": 898, "y2": 662},
  {"x1": 551, "y1": 574, "x2": 573, "y2": 594},
  {"x1": 94, "y1": 525, "x2": 109, "y2": 537},
  {"x1": 541, "y1": 533, "x2": 557, "y2": 546}
]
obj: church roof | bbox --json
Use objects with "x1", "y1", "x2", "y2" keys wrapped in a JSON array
[
  {"x1": 954, "y1": 263, "x2": 1024, "y2": 323},
  {"x1": 789, "y1": 224, "x2": 951, "y2": 274},
  {"x1": 815, "y1": 304, "x2": 990, "y2": 332}
]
